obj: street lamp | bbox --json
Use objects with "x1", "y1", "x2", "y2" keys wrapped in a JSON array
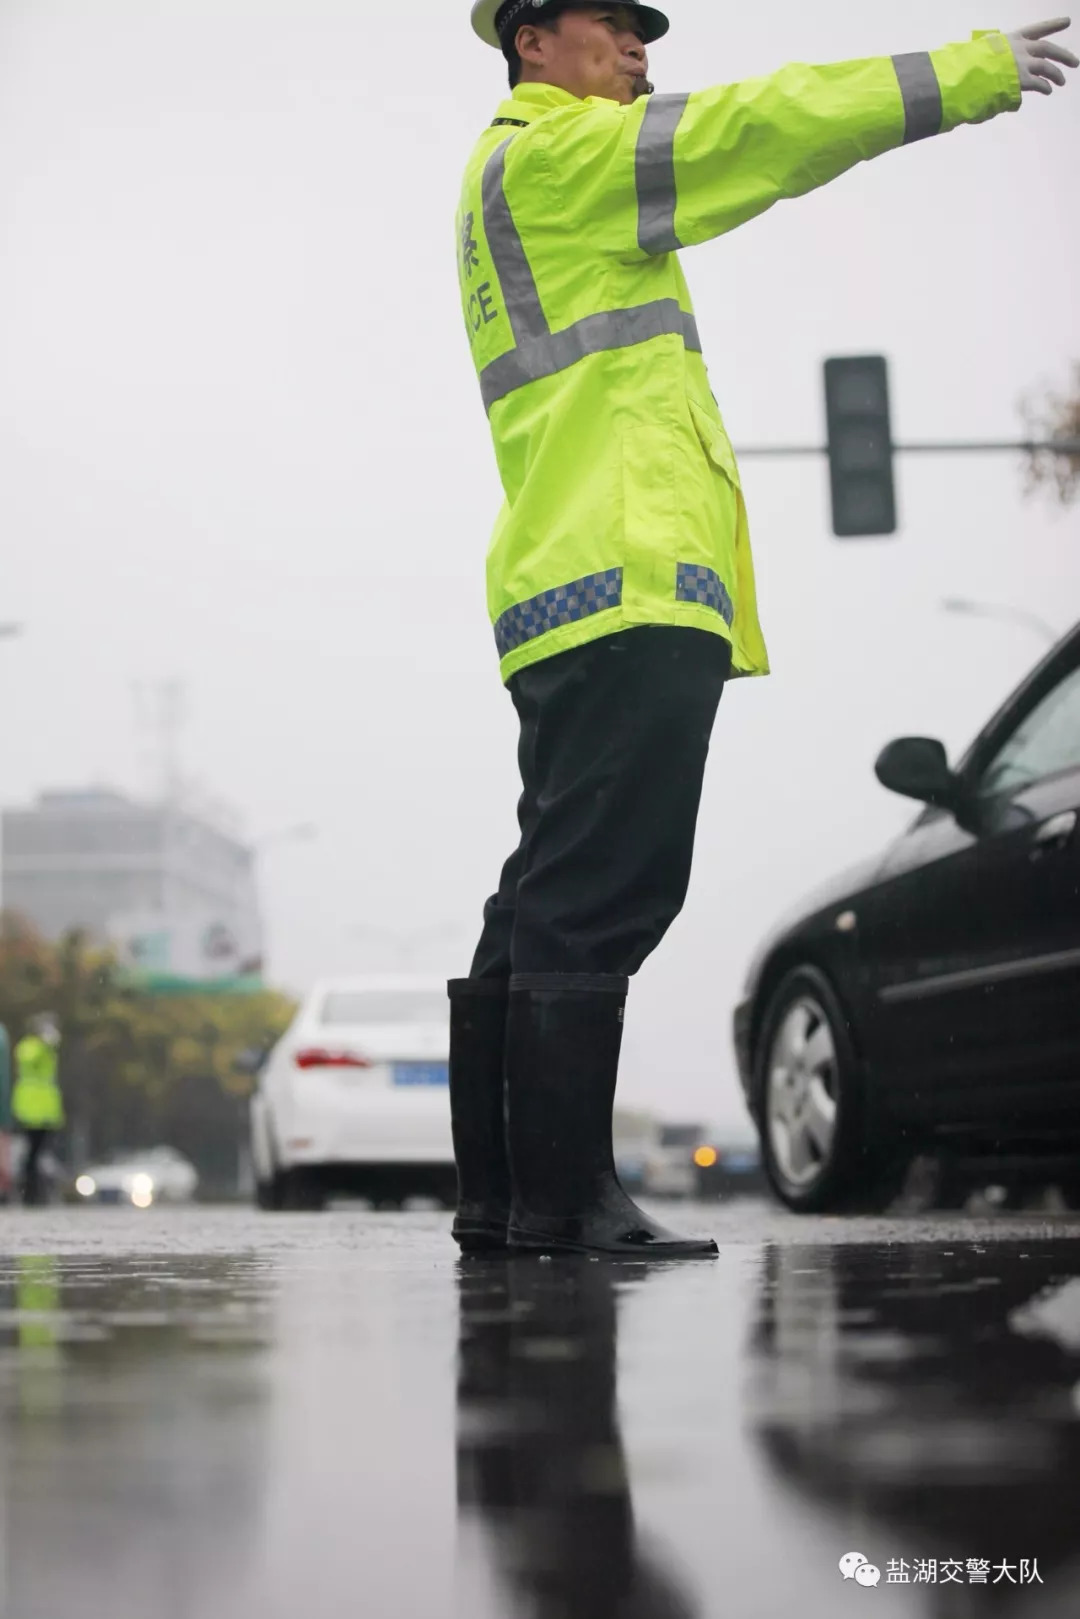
[{"x1": 941, "y1": 598, "x2": 1060, "y2": 649}]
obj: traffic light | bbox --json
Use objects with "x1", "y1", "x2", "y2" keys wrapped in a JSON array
[{"x1": 824, "y1": 356, "x2": 897, "y2": 537}]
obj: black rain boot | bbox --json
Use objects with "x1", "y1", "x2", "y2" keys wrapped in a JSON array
[
  {"x1": 505, "y1": 974, "x2": 719, "y2": 1259},
  {"x1": 449, "y1": 978, "x2": 512, "y2": 1253}
]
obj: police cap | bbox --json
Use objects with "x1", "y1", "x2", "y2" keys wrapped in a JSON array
[{"x1": 471, "y1": 0, "x2": 671, "y2": 51}]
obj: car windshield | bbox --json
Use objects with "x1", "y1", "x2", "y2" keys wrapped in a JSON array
[
  {"x1": 320, "y1": 991, "x2": 448, "y2": 1026},
  {"x1": 979, "y1": 662, "x2": 1080, "y2": 798}
]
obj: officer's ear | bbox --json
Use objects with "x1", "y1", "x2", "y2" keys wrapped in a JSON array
[{"x1": 514, "y1": 22, "x2": 555, "y2": 73}]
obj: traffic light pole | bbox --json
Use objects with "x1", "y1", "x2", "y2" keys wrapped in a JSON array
[
  {"x1": 735, "y1": 438, "x2": 1080, "y2": 458},
  {"x1": 749, "y1": 358, "x2": 1080, "y2": 535}
]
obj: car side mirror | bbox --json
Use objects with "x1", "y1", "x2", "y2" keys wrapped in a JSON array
[
  {"x1": 875, "y1": 737, "x2": 962, "y2": 811},
  {"x1": 232, "y1": 1045, "x2": 269, "y2": 1078}
]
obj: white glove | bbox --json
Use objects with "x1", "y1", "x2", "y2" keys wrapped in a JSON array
[{"x1": 1007, "y1": 16, "x2": 1078, "y2": 94}]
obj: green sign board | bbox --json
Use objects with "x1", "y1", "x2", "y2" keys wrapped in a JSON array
[{"x1": 115, "y1": 971, "x2": 265, "y2": 998}]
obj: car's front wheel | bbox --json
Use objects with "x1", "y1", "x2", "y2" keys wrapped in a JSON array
[{"x1": 755, "y1": 967, "x2": 907, "y2": 1215}]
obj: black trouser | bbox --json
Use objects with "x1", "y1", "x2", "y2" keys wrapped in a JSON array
[
  {"x1": 21, "y1": 1128, "x2": 50, "y2": 1206},
  {"x1": 471, "y1": 626, "x2": 732, "y2": 979}
]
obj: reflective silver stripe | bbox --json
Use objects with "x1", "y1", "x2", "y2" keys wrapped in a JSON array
[
  {"x1": 494, "y1": 568, "x2": 623, "y2": 660},
  {"x1": 480, "y1": 301, "x2": 700, "y2": 412},
  {"x1": 478, "y1": 126, "x2": 700, "y2": 411},
  {"x1": 892, "y1": 52, "x2": 944, "y2": 145},
  {"x1": 636, "y1": 93, "x2": 688, "y2": 255},
  {"x1": 676, "y1": 564, "x2": 734, "y2": 628},
  {"x1": 482, "y1": 139, "x2": 548, "y2": 344}
]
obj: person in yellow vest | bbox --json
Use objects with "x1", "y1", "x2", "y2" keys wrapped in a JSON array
[
  {"x1": 13, "y1": 1013, "x2": 65, "y2": 1206},
  {"x1": 447, "y1": 4, "x2": 1077, "y2": 1258},
  {"x1": 0, "y1": 1021, "x2": 13, "y2": 1203}
]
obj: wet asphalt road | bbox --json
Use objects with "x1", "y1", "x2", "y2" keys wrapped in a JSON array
[{"x1": 2, "y1": 1203, "x2": 1080, "y2": 1619}]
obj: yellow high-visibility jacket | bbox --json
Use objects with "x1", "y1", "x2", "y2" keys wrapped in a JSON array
[
  {"x1": 12, "y1": 1035, "x2": 65, "y2": 1130},
  {"x1": 456, "y1": 32, "x2": 1021, "y2": 684}
]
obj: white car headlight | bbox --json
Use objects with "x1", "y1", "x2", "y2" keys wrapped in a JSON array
[
  {"x1": 129, "y1": 1172, "x2": 155, "y2": 1209},
  {"x1": 75, "y1": 1175, "x2": 97, "y2": 1198}
]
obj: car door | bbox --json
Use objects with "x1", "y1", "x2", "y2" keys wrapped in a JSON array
[{"x1": 859, "y1": 639, "x2": 1080, "y2": 1124}]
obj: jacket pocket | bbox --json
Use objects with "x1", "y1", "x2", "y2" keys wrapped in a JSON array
[{"x1": 687, "y1": 398, "x2": 742, "y2": 490}]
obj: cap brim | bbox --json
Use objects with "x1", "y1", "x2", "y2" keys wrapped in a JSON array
[
  {"x1": 628, "y1": 5, "x2": 669, "y2": 45},
  {"x1": 471, "y1": 0, "x2": 505, "y2": 46},
  {"x1": 471, "y1": 1, "x2": 670, "y2": 50}
]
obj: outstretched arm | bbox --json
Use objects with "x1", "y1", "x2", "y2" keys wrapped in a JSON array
[
  {"x1": 530, "y1": 21, "x2": 1076, "y2": 257},
  {"x1": 656, "y1": 20, "x2": 1077, "y2": 251}
]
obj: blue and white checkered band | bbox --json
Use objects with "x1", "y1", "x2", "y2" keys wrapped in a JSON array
[
  {"x1": 495, "y1": 0, "x2": 558, "y2": 47},
  {"x1": 675, "y1": 564, "x2": 735, "y2": 627},
  {"x1": 494, "y1": 568, "x2": 623, "y2": 659}
]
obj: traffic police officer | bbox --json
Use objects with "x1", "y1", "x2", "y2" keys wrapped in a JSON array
[
  {"x1": 0, "y1": 1020, "x2": 12, "y2": 1203},
  {"x1": 13, "y1": 1013, "x2": 65, "y2": 1206},
  {"x1": 448, "y1": 4, "x2": 1077, "y2": 1258}
]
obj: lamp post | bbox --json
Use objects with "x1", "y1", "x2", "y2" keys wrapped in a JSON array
[{"x1": 941, "y1": 598, "x2": 1060, "y2": 649}]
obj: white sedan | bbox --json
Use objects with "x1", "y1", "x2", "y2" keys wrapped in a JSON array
[
  {"x1": 250, "y1": 975, "x2": 455, "y2": 1211},
  {"x1": 74, "y1": 1147, "x2": 199, "y2": 1208}
]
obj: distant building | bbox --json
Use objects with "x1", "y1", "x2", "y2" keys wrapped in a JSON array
[{"x1": 1, "y1": 789, "x2": 263, "y2": 980}]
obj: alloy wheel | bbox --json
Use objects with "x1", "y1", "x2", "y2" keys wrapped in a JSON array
[{"x1": 765, "y1": 997, "x2": 839, "y2": 1193}]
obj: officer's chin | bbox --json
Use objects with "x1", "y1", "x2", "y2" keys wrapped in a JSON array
[{"x1": 629, "y1": 75, "x2": 653, "y2": 100}]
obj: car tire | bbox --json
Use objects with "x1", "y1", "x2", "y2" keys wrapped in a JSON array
[
  {"x1": 931, "y1": 1159, "x2": 976, "y2": 1212},
  {"x1": 280, "y1": 1169, "x2": 327, "y2": 1213},
  {"x1": 255, "y1": 1172, "x2": 285, "y2": 1212},
  {"x1": 1057, "y1": 1179, "x2": 1080, "y2": 1212},
  {"x1": 754, "y1": 966, "x2": 907, "y2": 1215}
]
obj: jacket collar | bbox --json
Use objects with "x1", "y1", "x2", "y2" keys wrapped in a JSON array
[{"x1": 492, "y1": 82, "x2": 584, "y2": 125}]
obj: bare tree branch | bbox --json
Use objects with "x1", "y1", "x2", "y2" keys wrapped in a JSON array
[{"x1": 1022, "y1": 364, "x2": 1080, "y2": 505}]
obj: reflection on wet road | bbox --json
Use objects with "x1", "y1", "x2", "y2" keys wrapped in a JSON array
[{"x1": 1, "y1": 1207, "x2": 1079, "y2": 1617}]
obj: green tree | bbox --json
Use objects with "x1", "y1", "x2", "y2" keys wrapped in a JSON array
[{"x1": 0, "y1": 914, "x2": 296, "y2": 1190}]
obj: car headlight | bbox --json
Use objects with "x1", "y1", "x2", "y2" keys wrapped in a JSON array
[
  {"x1": 75, "y1": 1175, "x2": 97, "y2": 1198},
  {"x1": 129, "y1": 1173, "x2": 155, "y2": 1209}
]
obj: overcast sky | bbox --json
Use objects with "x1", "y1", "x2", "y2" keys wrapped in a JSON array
[{"x1": 0, "y1": 0, "x2": 1077, "y2": 1131}]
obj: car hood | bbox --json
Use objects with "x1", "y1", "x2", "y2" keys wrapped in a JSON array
[
  {"x1": 741, "y1": 850, "x2": 887, "y2": 996},
  {"x1": 83, "y1": 1161, "x2": 178, "y2": 1190},
  {"x1": 84, "y1": 1167, "x2": 147, "y2": 1190}
]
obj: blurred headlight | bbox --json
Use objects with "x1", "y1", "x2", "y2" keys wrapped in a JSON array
[
  {"x1": 693, "y1": 1147, "x2": 719, "y2": 1169},
  {"x1": 75, "y1": 1175, "x2": 97, "y2": 1198},
  {"x1": 130, "y1": 1173, "x2": 155, "y2": 1209}
]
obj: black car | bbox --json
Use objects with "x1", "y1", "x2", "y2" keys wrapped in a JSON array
[{"x1": 734, "y1": 621, "x2": 1080, "y2": 1213}]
